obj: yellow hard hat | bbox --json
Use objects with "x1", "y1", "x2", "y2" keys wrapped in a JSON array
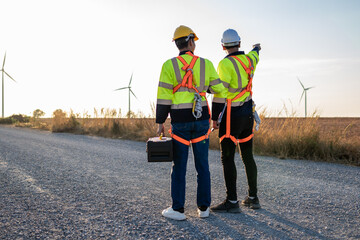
[{"x1": 173, "y1": 25, "x2": 199, "y2": 41}]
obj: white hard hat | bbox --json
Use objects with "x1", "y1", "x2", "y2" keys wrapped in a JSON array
[{"x1": 221, "y1": 29, "x2": 241, "y2": 47}]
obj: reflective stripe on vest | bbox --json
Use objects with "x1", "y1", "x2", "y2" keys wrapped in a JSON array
[
  {"x1": 170, "y1": 51, "x2": 212, "y2": 146},
  {"x1": 219, "y1": 55, "x2": 254, "y2": 145}
]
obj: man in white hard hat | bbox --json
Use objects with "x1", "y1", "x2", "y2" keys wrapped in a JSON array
[
  {"x1": 211, "y1": 29, "x2": 261, "y2": 212},
  {"x1": 156, "y1": 25, "x2": 225, "y2": 220}
]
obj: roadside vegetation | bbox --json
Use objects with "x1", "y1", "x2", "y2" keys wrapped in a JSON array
[
  {"x1": 1, "y1": 107, "x2": 359, "y2": 166},
  {"x1": 0, "y1": 114, "x2": 30, "y2": 124},
  {"x1": 253, "y1": 116, "x2": 360, "y2": 166}
]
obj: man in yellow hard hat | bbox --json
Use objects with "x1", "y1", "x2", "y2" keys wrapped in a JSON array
[
  {"x1": 211, "y1": 29, "x2": 261, "y2": 212},
  {"x1": 156, "y1": 25, "x2": 225, "y2": 220}
]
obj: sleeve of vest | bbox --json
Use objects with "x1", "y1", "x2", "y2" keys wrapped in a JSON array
[
  {"x1": 156, "y1": 104, "x2": 170, "y2": 124},
  {"x1": 247, "y1": 49, "x2": 259, "y2": 70},
  {"x1": 207, "y1": 60, "x2": 226, "y2": 94},
  {"x1": 156, "y1": 61, "x2": 173, "y2": 124},
  {"x1": 211, "y1": 60, "x2": 229, "y2": 121}
]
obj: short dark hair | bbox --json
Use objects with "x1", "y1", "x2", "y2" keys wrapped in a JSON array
[
  {"x1": 224, "y1": 44, "x2": 240, "y2": 50},
  {"x1": 175, "y1": 36, "x2": 194, "y2": 50}
]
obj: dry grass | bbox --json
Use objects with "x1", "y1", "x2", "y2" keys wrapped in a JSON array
[
  {"x1": 13, "y1": 108, "x2": 360, "y2": 166},
  {"x1": 254, "y1": 116, "x2": 360, "y2": 166},
  {"x1": 16, "y1": 108, "x2": 157, "y2": 142}
]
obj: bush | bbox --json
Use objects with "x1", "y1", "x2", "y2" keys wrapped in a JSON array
[
  {"x1": 0, "y1": 114, "x2": 30, "y2": 124},
  {"x1": 0, "y1": 117, "x2": 14, "y2": 124},
  {"x1": 51, "y1": 109, "x2": 80, "y2": 133},
  {"x1": 33, "y1": 109, "x2": 45, "y2": 119}
]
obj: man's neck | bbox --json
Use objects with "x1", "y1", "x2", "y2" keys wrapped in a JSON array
[
  {"x1": 179, "y1": 48, "x2": 191, "y2": 52},
  {"x1": 225, "y1": 50, "x2": 245, "y2": 58},
  {"x1": 226, "y1": 48, "x2": 239, "y2": 55},
  {"x1": 179, "y1": 49, "x2": 193, "y2": 55}
]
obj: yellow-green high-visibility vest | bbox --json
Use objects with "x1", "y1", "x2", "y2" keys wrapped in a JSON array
[
  {"x1": 157, "y1": 52, "x2": 225, "y2": 112},
  {"x1": 213, "y1": 50, "x2": 259, "y2": 106}
]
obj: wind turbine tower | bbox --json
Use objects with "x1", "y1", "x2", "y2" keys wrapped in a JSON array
[
  {"x1": 114, "y1": 73, "x2": 137, "y2": 118},
  {"x1": 1, "y1": 52, "x2": 17, "y2": 118},
  {"x1": 298, "y1": 77, "x2": 314, "y2": 118}
]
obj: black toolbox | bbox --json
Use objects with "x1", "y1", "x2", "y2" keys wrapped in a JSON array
[{"x1": 146, "y1": 137, "x2": 173, "y2": 162}]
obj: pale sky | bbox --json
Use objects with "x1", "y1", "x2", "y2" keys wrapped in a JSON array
[{"x1": 1, "y1": 0, "x2": 360, "y2": 118}]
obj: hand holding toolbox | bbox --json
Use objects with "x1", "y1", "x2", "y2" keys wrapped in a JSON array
[{"x1": 146, "y1": 133, "x2": 173, "y2": 162}]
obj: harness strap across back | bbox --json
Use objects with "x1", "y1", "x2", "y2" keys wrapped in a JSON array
[
  {"x1": 169, "y1": 52, "x2": 212, "y2": 146},
  {"x1": 173, "y1": 52, "x2": 199, "y2": 94},
  {"x1": 220, "y1": 55, "x2": 254, "y2": 145}
]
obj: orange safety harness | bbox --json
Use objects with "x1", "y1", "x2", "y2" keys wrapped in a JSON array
[
  {"x1": 219, "y1": 55, "x2": 255, "y2": 145},
  {"x1": 169, "y1": 52, "x2": 212, "y2": 146}
]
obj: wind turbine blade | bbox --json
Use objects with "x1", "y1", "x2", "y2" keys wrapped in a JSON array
[
  {"x1": 4, "y1": 71, "x2": 16, "y2": 82},
  {"x1": 128, "y1": 72, "x2": 133, "y2": 87},
  {"x1": 306, "y1": 86, "x2": 315, "y2": 90},
  {"x1": 2, "y1": 53, "x2": 6, "y2": 69},
  {"x1": 130, "y1": 89, "x2": 137, "y2": 99},
  {"x1": 299, "y1": 90, "x2": 305, "y2": 103},
  {"x1": 114, "y1": 86, "x2": 129, "y2": 91},
  {"x1": 297, "y1": 77, "x2": 305, "y2": 90}
]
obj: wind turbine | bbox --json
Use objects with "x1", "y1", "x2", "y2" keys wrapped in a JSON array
[
  {"x1": 1, "y1": 52, "x2": 17, "y2": 118},
  {"x1": 114, "y1": 73, "x2": 137, "y2": 118},
  {"x1": 297, "y1": 77, "x2": 314, "y2": 118}
]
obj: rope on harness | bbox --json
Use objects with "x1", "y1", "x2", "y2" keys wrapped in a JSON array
[{"x1": 192, "y1": 92, "x2": 203, "y2": 119}]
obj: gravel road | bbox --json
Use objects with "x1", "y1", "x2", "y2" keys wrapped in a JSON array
[{"x1": 0, "y1": 126, "x2": 359, "y2": 240}]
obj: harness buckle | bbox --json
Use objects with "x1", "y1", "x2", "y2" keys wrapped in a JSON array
[{"x1": 186, "y1": 68, "x2": 193, "y2": 74}]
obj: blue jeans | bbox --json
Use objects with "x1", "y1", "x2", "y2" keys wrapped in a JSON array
[{"x1": 171, "y1": 119, "x2": 211, "y2": 210}]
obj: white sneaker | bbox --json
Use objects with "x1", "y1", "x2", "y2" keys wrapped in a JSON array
[
  {"x1": 162, "y1": 207, "x2": 186, "y2": 221},
  {"x1": 198, "y1": 207, "x2": 210, "y2": 218}
]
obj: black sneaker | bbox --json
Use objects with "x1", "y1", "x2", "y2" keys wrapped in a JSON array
[
  {"x1": 241, "y1": 196, "x2": 261, "y2": 209},
  {"x1": 210, "y1": 199, "x2": 241, "y2": 213}
]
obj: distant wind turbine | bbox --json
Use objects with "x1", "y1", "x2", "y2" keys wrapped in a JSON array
[
  {"x1": 297, "y1": 77, "x2": 314, "y2": 118},
  {"x1": 114, "y1": 73, "x2": 137, "y2": 118},
  {"x1": 1, "y1": 52, "x2": 17, "y2": 118}
]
